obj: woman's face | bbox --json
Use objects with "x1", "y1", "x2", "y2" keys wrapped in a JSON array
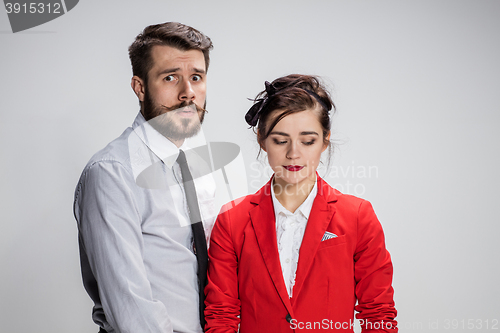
[{"x1": 261, "y1": 109, "x2": 329, "y2": 190}]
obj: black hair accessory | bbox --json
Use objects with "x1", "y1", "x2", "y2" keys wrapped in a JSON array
[
  {"x1": 245, "y1": 81, "x2": 275, "y2": 126},
  {"x1": 304, "y1": 89, "x2": 331, "y2": 113}
]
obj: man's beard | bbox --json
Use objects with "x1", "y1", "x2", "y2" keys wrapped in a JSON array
[{"x1": 142, "y1": 88, "x2": 206, "y2": 141}]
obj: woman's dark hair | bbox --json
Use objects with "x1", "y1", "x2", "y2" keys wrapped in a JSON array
[
  {"x1": 247, "y1": 74, "x2": 335, "y2": 156},
  {"x1": 128, "y1": 22, "x2": 213, "y2": 82}
]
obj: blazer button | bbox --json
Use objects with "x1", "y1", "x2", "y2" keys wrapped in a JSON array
[{"x1": 286, "y1": 314, "x2": 292, "y2": 323}]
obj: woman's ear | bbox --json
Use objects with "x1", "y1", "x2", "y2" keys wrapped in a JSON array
[
  {"x1": 257, "y1": 130, "x2": 267, "y2": 152},
  {"x1": 322, "y1": 131, "x2": 331, "y2": 152}
]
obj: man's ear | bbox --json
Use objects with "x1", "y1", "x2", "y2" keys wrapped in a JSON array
[{"x1": 131, "y1": 76, "x2": 146, "y2": 102}]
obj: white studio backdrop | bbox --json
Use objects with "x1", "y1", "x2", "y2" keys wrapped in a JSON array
[{"x1": 1, "y1": 0, "x2": 499, "y2": 332}]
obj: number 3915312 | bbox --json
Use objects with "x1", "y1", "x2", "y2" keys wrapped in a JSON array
[{"x1": 5, "y1": 2, "x2": 62, "y2": 14}]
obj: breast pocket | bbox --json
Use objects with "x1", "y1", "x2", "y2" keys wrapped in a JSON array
[{"x1": 317, "y1": 234, "x2": 346, "y2": 250}]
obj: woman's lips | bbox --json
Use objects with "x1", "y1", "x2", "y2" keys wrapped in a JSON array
[{"x1": 283, "y1": 165, "x2": 304, "y2": 172}]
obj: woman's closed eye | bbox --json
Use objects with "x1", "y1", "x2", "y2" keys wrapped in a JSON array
[
  {"x1": 272, "y1": 138, "x2": 288, "y2": 145},
  {"x1": 303, "y1": 139, "x2": 316, "y2": 146}
]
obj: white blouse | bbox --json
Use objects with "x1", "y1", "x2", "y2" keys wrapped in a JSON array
[{"x1": 271, "y1": 178, "x2": 318, "y2": 298}]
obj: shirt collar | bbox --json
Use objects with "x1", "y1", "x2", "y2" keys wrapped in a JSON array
[{"x1": 271, "y1": 175, "x2": 318, "y2": 220}]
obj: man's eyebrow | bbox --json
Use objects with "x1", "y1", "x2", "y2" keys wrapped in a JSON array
[
  {"x1": 156, "y1": 67, "x2": 206, "y2": 76},
  {"x1": 157, "y1": 68, "x2": 180, "y2": 76}
]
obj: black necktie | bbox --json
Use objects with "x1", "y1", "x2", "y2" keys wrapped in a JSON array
[{"x1": 176, "y1": 149, "x2": 208, "y2": 327}]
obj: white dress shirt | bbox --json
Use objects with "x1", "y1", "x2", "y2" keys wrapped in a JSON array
[
  {"x1": 271, "y1": 177, "x2": 318, "y2": 298},
  {"x1": 74, "y1": 112, "x2": 216, "y2": 333}
]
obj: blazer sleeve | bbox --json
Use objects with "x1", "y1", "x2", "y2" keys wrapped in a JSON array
[
  {"x1": 353, "y1": 200, "x2": 398, "y2": 333},
  {"x1": 204, "y1": 207, "x2": 241, "y2": 333}
]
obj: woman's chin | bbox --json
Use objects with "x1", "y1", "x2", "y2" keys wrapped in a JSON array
[{"x1": 274, "y1": 174, "x2": 313, "y2": 188}]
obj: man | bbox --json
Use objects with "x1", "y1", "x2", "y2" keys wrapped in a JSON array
[{"x1": 74, "y1": 22, "x2": 215, "y2": 333}]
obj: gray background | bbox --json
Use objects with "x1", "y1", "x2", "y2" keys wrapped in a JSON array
[{"x1": 1, "y1": 0, "x2": 499, "y2": 332}]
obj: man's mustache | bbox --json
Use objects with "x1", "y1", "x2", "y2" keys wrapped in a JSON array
[{"x1": 159, "y1": 101, "x2": 207, "y2": 113}]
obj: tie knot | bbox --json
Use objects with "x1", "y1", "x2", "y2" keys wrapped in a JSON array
[{"x1": 176, "y1": 149, "x2": 187, "y2": 165}]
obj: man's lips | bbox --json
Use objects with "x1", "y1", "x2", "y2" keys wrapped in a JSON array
[
  {"x1": 283, "y1": 165, "x2": 304, "y2": 172},
  {"x1": 175, "y1": 106, "x2": 197, "y2": 117}
]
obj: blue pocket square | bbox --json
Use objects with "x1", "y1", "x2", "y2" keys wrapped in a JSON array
[{"x1": 321, "y1": 231, "x2": 338, "y2": 242}]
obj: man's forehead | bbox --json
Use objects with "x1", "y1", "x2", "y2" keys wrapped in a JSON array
[{"x1": 150, "y1": 45, "x2": 205, "y2": 70}]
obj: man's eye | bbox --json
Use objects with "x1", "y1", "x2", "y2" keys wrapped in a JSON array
[
  {"x1": 192, "y1": 75, "x2": 202, "y2": 82},
  {"x1": 164, "y1": 75, "x2": 175, "y2": 82}
]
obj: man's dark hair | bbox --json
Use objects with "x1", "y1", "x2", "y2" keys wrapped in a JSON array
[{"x1": 128, "y1": 22, "x2": 213, "y2": 82}]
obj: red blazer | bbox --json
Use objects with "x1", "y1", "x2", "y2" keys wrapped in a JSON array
[{"x1": 205, "y1": 176, "x2": 397, "y2": 332}]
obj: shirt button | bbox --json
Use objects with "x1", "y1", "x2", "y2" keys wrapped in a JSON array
[{"x1": 286, "y1": 258, "x2": 290, "y2": 263}]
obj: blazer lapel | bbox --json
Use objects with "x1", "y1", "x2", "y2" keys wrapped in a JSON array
[
  {"x1": 249, "y1": 182, "x2": 294, "y2": 317},
  {"x1": 291, "y1": 177, "x2": 337, "y2": 302}
]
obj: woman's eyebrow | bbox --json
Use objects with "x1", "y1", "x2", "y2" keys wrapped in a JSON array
[
  {"x1": 269, "y1": 131, "x2": 319, "y2": 136},
  {"x1": 269, "y1": 131, "x2": 290, "y2": 137},
  {"x1": 300, "y1": 131, "x2": 319, "y2": 136}
]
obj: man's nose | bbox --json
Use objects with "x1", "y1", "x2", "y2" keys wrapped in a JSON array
[{"x1": 179, "y1": 80, "x2": 195, "y2": 102}]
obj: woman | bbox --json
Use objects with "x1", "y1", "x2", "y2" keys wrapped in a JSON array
[{"x1": 205, "y1": 74, "x2": 397, "y2": 332}]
